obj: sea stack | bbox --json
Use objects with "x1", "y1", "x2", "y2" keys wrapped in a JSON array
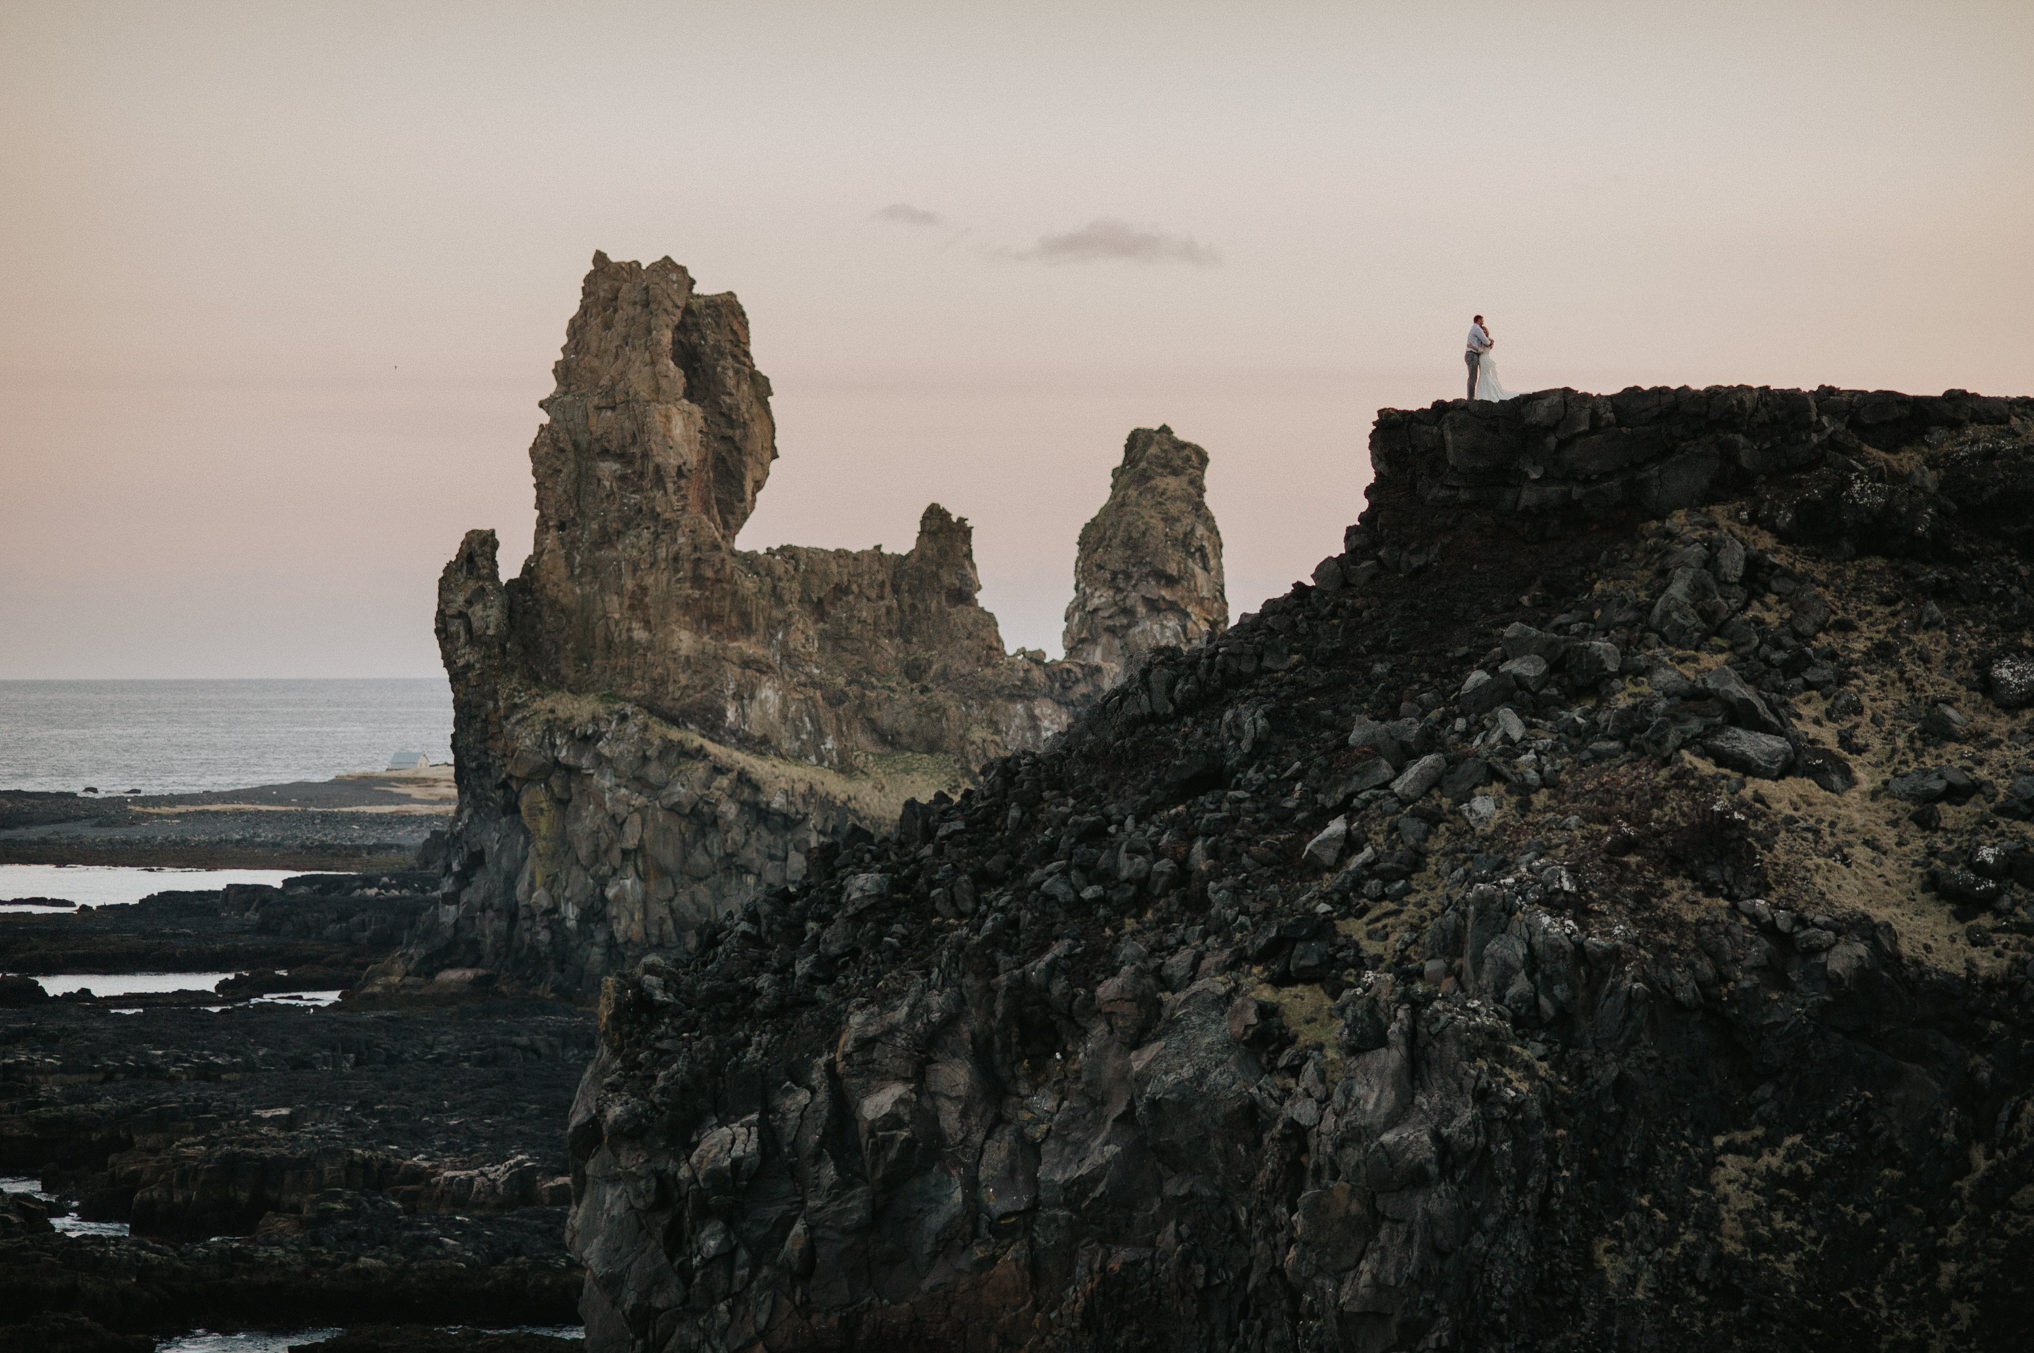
[
  {"x1": 1063, "y1": 425, "x2": 1229, "y2": 688},
  {"x1": 368, "y1": 254, "x2": 1229, "y2": 997}
]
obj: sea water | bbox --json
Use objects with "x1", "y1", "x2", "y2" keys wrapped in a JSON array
[
  {"x1": 29, "y1": 973, "x2": 240, "y2": 997},
  {"x1": 154, "y1": 1330, "x2": 584, "y2": 1352},
  {"x1": 0, "y1": 678, "x2": 452, "y2": 795},
  {"x1": 1, "y1": 1176, "x2": 130, "y2": 1237},
  {"x1": 0, "y1": 864, "x2": 302, "y2": 910}
]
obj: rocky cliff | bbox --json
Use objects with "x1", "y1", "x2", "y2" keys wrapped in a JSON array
[
  {"x1": 374, "y1": 254, "x2": 1227, "y2": 997},
  {"x1": 469, "y1": 253, "x2": 1076, "y2": 772},
  {"x1": 568, "y1": 383, "x2": 2034, "y2": 1350},
  {"x1": 1063, "y1": 425, "x2": 1228, "y2": 687}
]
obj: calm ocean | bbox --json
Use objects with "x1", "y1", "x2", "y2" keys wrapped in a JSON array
[{"x1": 0, "y1": 679, "x2": 453, "y2": 795}]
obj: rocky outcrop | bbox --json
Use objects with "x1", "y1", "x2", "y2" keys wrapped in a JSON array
[
  {"x1": 1370, "y1": 382, "x2": 2032, "y2": 524},
  {"x1": 380, "y1": 254, "x2": 1229, "y2": 997},
  {"x1": 567, "y1": 385, "x2": 2034, "y2": 1350},
  {"x1": 1063, "y1": 425, "x2": 1227, "y2": 686},
  {"x1": 0, "y1": 1199, "x2": 578, "y2": 1340},
  {"x1": 0, "y1": 876, "x2": 597, "y2": 1346},
  {"x1": 448, "y1": 254, "x2": 1077, "y2": 774}
]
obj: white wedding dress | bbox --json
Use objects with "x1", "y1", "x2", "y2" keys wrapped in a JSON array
[{"x1": 1473, "y1": 351, "x2": 1515, "y2": 402}]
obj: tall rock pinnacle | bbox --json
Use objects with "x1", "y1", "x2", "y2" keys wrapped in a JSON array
[
  {"x1": 385, "y1": 255, "x2": 1235, "y2": 996},
  {"x1": 521, "y1": 252, "x2": 778, "y2": 694},
  {"x1": 1063, "y1": 425, "x2": 1228, "y2": 686}
]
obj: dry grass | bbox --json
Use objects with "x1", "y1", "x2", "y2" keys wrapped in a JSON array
[
  {"x1": 1708, "y1": 1129, "x2": 1824, "y2": 1280},
  {"x1": 1253, "y1": 977, "x2": 1343, "y2": 1079},
  {"x1": 509, "y1": 683, "x2": 966, "y2": 824},
  {"x1": 1575, "y1": 509, "x2": 2034, "y2": 980}
]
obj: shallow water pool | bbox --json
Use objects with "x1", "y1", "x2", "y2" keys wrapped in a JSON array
[
  {"x1": 28, "y1": 972, "x2": 238, "y2": 997},
  {"x1": 0, "y1": 864, "x2": 299, "y2": 911}
]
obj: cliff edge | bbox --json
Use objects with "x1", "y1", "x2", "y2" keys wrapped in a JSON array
[{"x1": 568, "y1": 381, "x2": 2034, "y2": 1350}]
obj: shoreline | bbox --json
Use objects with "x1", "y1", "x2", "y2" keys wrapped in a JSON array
[
  {"x1": 0, "y1": 768, "x2": 452, "y2": 874},
  {"x1": 0, "y1": 869, "x2": 590, "y2": 1351},
  {"x1": 0, "y1": 843, "x2": 421, "y2": 871}
]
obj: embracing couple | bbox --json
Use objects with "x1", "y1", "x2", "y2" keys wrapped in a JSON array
[{"x1": 1464, "y1": 315, "x2": 1514, "y2": 402}]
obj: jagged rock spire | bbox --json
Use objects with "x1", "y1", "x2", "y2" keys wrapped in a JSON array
[
  {"x1": 521, "y1": 253, "x2": 777, "y2": 690},
  {"x1": 1063, "y1": 425, "x2": 1228, "y2": 686}
]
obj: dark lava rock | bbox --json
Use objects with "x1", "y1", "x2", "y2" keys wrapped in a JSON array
[
  {"x1": 1888, "y1": 765, "x2": 1979, "y2": 805},
  {"x1": 1990, "y1": 655, "x2": 2034, "y2": 710},
  {"x1": 0, "y1": 1192, "x2": 53, "y2": 1237},
  {"x1": 0, "y1": 874, "x2": 434, "y2": 978},
  {"x1": 0, "y1": 1313, "x2": 151, "y2": 1353},
  {"x1": 1931, "y1": 867, "x2": 2010, "y2": 909},
  {"x1": 1702, "y1": 664, "x2": 1785, "y2": 735},
  {"x1": 538, "y1": 382, "x2": 2034, "y2": 1352},
  {"x1": 1920, "y1": 704, "x2": 1972, "y2": 741},
  {"x1": 289, "y1": 1325, "x2": 582, "y2": 1352},
  {"x1": 1458, "y1": 669, "x2": 1516, "y2": 717},
  {"x1": 0, "y1": 975, "x2": 49, "y2": 1007},
  {"x1": 1566, "y1": 639, "x2": 1622, "y2": 686},
  {"x1": 1701, "y1": 727, "x2": 1795, "y2": 779},
  {"x1": 1968, "y1": 843, "x2": 2018, "y2": 881},
  {"x1": 1794, "y1": 744, "x2": 1857, "y2": 793},
  {"x1": 0, "y1": 873, "x2": 594, "y2": 1344},
  {"x1": 1440, "y1": 757, "x2": 1492, "y2": 802},
  {"x1": 1651, "y1": 568, "x2": 1724, "y2": 648}
]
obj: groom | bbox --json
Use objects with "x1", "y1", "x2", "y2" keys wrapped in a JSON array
[{"x1": 1465, "y1": 314, "x2": 1492, "y2": 400}]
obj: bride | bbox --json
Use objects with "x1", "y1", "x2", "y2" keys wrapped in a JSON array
[{"x1": 1466, "y1": 314, "x2": 1517, "y2": 402}]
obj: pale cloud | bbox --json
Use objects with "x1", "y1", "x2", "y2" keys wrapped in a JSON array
[
  {"x1": 1013, "y1": 218, "x2": 1219, "y2": 266},
  {"x1": 874, "y1": 202, "x2": 944, "y2": 226}
]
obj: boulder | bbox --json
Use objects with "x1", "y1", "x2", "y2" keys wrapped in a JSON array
[
  {"x1": 1500, "y1": 654, "x2": 1551, "y2": 693},
  {"x1": 1888, "y1": 766, "x2": 1979, "y2": 805},
  {"x1": 1390, "y1": 754, "x2": 1448, "y2": 804},
  {"x1": 1651, "y1": 567, "x2": 1727, "y2": 648},
  {"x1": 1348, "y1": 716, "x2": 1408, "y2": 768},
  {"x1": 1459, "y1": 670, "x2": 1517, "y2": 717},
  {"x1": 1566, "y1": 640, "x2": 1622, "y2": 686},
  {"x1": 1794, "y1": 744, "x2": 1856, "y2": 794},
  {"x1": 1990, "y1": 655, "x2": 2034, "y2": 710},
  {"x1": 1303, "y1": 817, "x2": 1349, "y2": 869},
  {"x1": 1501, "y1": 623, "x2": 1570, "y2": 661},
  {"x1": 1701, "y1": 727, "x2": 1795, "y2": 779},
  {"x1": 1701, "y1": 664, "x2": 1786, "y2": 736}
]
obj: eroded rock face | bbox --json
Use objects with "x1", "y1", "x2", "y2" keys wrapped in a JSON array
[
  {"x1": 507, "y1": 253, "x2": 1066, "y2": 769},
  {"x1": 1063, "y1": 425, "x2": 1228, "y2": 687},
  {"x1": 383, "y1": 255, "x2": 1228, "y2": 996},
  {"x1": 570, "y1": 387, "x2": 2034, "y2": 1350}
]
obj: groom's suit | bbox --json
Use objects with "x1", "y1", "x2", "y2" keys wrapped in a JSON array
[{"x1": 1465, "y1": 322, "x2": 1492, "y2": 385}]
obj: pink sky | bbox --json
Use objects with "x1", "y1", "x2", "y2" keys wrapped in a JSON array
[{"x1": 2, "y1": 0, "x2": 2029, "y2": 676}]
